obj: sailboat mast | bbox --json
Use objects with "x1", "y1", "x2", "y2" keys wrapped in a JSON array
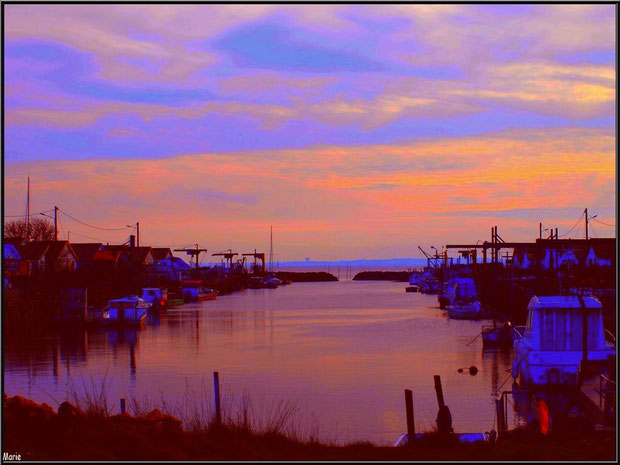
[{"x1": 269, "y1": 225, "x2": 273, "y2": 273}]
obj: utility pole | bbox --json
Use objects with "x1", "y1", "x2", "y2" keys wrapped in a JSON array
[
  {"x1": 54, "y1": 206, "x2": 58, "y2": 241},
  {"x1": 26, "y1": 176, "x2": 30, "y2": 241}
]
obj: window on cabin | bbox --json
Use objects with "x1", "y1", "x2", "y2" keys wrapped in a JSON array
[{"x1": 538, "y1": 308, "x2": 603, "y2": 350}]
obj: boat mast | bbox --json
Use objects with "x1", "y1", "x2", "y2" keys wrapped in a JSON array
[{"x1": 269, "y1": 225, "x2": 273, "y2": 274}]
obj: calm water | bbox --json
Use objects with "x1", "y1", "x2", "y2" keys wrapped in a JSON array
[{"x1": 4, "y1": 281, "x2": 515, "y2": 445}]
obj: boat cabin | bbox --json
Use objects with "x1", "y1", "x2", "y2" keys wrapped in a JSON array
[
  {"x1": 524, "y1": 296, "x2": 607, "y2": 351},
  {"x1": 107, "y1": 296, "x2": 148, "y2": 322},
  {"x1": 513, "y1": 295, "x2": 615, "y2": 386},
  {"x1": 141, "y1": 287, "x2": 167, "y2": 308}
]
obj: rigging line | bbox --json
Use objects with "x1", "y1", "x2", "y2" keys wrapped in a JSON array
[
  {"x1": 592, "y1": 218, "x2": 616, "y2": 227},
  {"x1": 4, "y1": 209, "x2": 54, "y2": 218},
  {"x1": 67, "y1": 231, "x2": 108, "y2": 243},
  {"x1": 558, "y1": 211, "x2": 585, "y2": 238},
  {"x1": 59, "y1": 208, "x2": 131, "y2": 231},
  {"x1": 589, "y1": 222, "x2": 598, "y2": 238}
]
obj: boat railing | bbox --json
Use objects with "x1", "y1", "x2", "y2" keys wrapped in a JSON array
[
  {"x1": 604, "y1": 329, "x2": 615, "y2": 347},
  {"x1": 598, "y1": 374, "x2": 616, "y2": 418},
  {"x1": 496, "y1": 388, "x2": 532, "y2": 439},
  {"x1": 512, "y1": 325, "x2": 526, "y2": 340}
]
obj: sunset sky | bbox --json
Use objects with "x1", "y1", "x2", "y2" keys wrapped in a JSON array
[{"x1": 3, "y1": 4, "x2": 616, "y2": 261}]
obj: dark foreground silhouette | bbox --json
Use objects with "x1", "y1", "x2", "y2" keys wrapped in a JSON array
[{"x1": 2, "y1": 394, "x2": 614, "y2": 461}]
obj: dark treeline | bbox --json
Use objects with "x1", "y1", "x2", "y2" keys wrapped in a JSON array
[
  {"x1": 275, "y1": 271, "x2": 338, "y2": 282},
  {"x1": 352, "y1": 271, "x2": 410, "y2": 282}
]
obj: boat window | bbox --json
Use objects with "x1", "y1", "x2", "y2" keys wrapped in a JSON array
[{"x1": 539, "y1": 308, "x2": 586, "y2": 351}]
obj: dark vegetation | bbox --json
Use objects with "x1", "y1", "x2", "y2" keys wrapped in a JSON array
[
  {"x1": 4, "y1": 218, "x2": 55, "y2": 241},
  {"x1": 353, "y1": 270, "x2": 410, "y2": 282},
  {"x1": 3, "y1": 393, "x2": 614, "y2": 461},
  {"x1": 275, "y1": 271, "x2": 338, "y2": 282}
]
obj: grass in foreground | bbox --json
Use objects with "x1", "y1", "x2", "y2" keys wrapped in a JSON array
[{"x1": 3, "y1": 393, "x2": 615, "y2": 461}]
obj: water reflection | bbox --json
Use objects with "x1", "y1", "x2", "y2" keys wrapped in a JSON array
[{"x1": 4, "y1": 281, "x2": 516, "y2": 444}]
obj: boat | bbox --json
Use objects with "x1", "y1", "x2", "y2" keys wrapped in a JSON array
[
  {"x1": 409, "y1": 272, "x2": 422, "y2": 286},
  {"x1": 182, "y1": 280, "x2": 218, "y2": 302},
  {"x1": 512, "y1": 295, "x2": 615, "y2": 387},
  {"x1": 263, "y1": 276, "x2": 281, "y2": 289},
  {"x1": 405, "y1": 285, "x2": 419, "y2": 292},
  {"x1": 141, "y1": 287, "x2": 168, "y2": 310},
  {"x1": 437, "y1": 282, "x2": 453, "y2": 308},
  {"x1": 101, "y1": 296, "x2": 148, "y2": 326},
  {"x1": 481, "y1": 322, "x2": 513, "y2": 346},
  {"x1": 263, "y1": 226, "x2": 280, "y2": 289},
  {"x1": 248, "y1": 276, "x2": 264, "y2": 289},
  {"x1": 445, "y1": 277, "x2": 481, "y2": 320},
  {"x1": 447, "y1": 299, "x2": 482, "y2": 320},
  {"x1": 167, "y1": 292, "x2": 184, "y2": 307}
]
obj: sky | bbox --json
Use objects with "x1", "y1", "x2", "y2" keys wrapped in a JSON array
[{"x1": 3, "y1": 4, "x2": 616, "y2": 261}]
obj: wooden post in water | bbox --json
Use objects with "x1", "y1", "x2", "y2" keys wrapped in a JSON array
[
  {"x1": 120, "y1": 398, "x2": 126, "y2": 414},
  {"x1": 404, "y1": 389, "x2": 415, "y2": 445},
  {"x1": 433, "y1": 375, "x2": 445, "y2": 408},
  {"x1": 213, "y1": 371, "x2": 222, "y2": 427},
  {"x1": 495, "y1": 398, "x2": 504, "y2": 438},
  {"x1": 433, "y1": 375, "x2": 452, "y2": 434}
]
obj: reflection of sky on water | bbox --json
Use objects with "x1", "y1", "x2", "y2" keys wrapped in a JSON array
[{"x1": 6, "y1": 281, "x2": 521, "y2": 444}]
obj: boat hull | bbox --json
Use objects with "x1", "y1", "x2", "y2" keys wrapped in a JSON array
[
  {"x1": 513, "y1": 343, "x2": 615, "y2": 387},
  {"x1": 447, "y1": 301, "x2": 481, "y2": 320}
]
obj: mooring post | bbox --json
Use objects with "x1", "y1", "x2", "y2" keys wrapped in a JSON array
[
  {"x1": 495, "y1": 399, "x2": 502, "y2": 438},
  {"x1": 120, "y1": 398, "x2": 126, "y2": 415},
  {"x1": 433, "y1": 375, "x2": 445, "y2": 408},
  {"x1": 404, "y1": 389, "x2": 415, "y2": 445},
  {"x1": 434, "y1": 375, "x2": 453, "y2": 434},
  {"x1": 213, "y1": 371, "x2": 222, "y2": 426}
]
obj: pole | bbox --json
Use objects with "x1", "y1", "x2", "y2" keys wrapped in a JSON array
[
  {"x1": 137, "y1": 221, "x2": 140, "y2": 247},
  {"x1": 120, "y1": 398, "x2": 126, "y2": 414},
  {"x1": 539, "y1": 222, "x2": 542, "y2": 240},
  {"x1": 433, "y1": 375, "x2": 445, "y2": 408},
  {"x1": 585, "y1": 208, "x2": 589, "y2": 240},
  {"x1": 213, "y1": 371, "x2": 222, "y2": 427},
  {"x1": 54, "y1": 206, "x2": 58, "y2": 241},
  {"x1": 404, "y1": 389, "x2": 415, "y2": 445},
  {"x1": 26, "y1": 176, "x2": 30, "y2": 241}
]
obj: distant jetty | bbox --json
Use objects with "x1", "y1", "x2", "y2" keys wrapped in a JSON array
[
  {"x1": 275, "y1": 271, "x2": 338, "y2": 282},
  {"x1": 352, "y1": 271, "x2": 410, "y2": 282}
]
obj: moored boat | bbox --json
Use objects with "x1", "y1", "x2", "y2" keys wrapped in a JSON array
[
  {"x1": 512, "y1": 295, "x2": 615, "y2": 387},
  {"x1": 101, "y1": 296, "x2": 148, "y2": 326},
  {"x1": 447, "y1": 299, "x2": 482, "y2": 320},
  {"x1": 141, "y1": 287, "x2": 168, "y2": 310},
  {"x1": 248, "y1": 276, "x2": 264, "y2": 289},
  {"x1": 481, "y1": 322, "x2": 513, "y2": 346},
  {"x1": 182, "y1": 280, "x2": 218, "y2": 301}
]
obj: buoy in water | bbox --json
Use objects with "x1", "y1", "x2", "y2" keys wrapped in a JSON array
[{"x1": 469, "y1": 365, "x2": 478, "y2": 375}]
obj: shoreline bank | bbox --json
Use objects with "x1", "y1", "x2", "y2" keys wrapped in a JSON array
[{"x1": 3, "y1": 394, "x2": 614, "y2": 461}]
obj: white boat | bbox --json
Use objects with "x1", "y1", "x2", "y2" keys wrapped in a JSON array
[
  {"x1": 512, "y1": 295, "x2": 615, "y2": 387},
  {"x1": 263, "y1": 275, "x2": 281, "y2": 289},
  {"x1": 101, "y1": 296, "x2": 148, "y2": 325},
  {"x1": 445, "y1": 277, "x2": 481, "y2": 319}
]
